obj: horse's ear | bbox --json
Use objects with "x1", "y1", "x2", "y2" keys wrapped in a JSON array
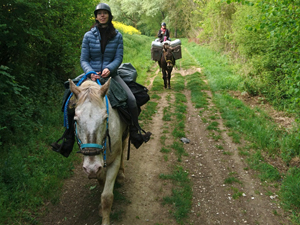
[
  {"x1": 100, "y1": 77, "x2": 111, "y2": 97},
  {"x1": 69, "y1": 79, "x2": 80, "y2": 98}
]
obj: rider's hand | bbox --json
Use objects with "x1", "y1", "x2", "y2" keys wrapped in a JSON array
[
  {"x1": 101, "y1": 68, "x2": 110, "y2": 78},
  {"x1": 91, "y1": 73, "x2": 101, "y2": 81}
]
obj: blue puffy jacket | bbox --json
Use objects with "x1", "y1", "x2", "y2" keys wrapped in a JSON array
[{"x1": 80, "y1": 26, "x2": 123, "y2": 77}]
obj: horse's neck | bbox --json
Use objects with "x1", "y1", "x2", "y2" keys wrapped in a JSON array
[{"x1": 107, "y1": 103, "x2": 127, "y2": 133}]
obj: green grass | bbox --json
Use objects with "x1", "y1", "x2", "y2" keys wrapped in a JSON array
[
  {"x1": 238, "y1": 147, "x2": 251, "y2": 156},
  {"x1": 216, "y1": 144, "x2": 224, "y2": 149},
  {"x1": 183, "y1": 40, "x2": 243, "y2": 92},
  {"x1": 247, "y1": 151, "x2": 281, "y2": 182},
  {"x1": 0, "y1": 98, "x2": 81, "y2": 224},
  {"x1": 228, "y1": 132, "x2": 241, "y2": 143},
  {"x1": 139, "y1": 101, "x2": 158, "y2": 123},
  {"x1": 210, "y1": 133, "x2": 222, "y2": 141},
  {"x1": 209, "y1": 115, "x2": 219, "y2": 120},
  {"x1": 207, "y1": 121, "x2": 220, "y2": 131},
  {"x1": 168, "y1": 77, "x2": 189, "y2": 161},
  {"x1": 224, "y1": 177, "x2": 242, "y2": 185},
  {"x1": 151, "y1": 93, "x2": 161, "y2": 100},
  {"x1": 171, "y1": 141, "x2": 189, "y2": 162},
  {"x1": 159, "y1": 166, "x2": 192, "y2": 225},
  {"x1": 154, "y1": 71, "x2": 193, "y2": 224},
  {"x1": 161, "y1": 147, "x2": 171, "y2": 153},
  {"x1": 186, "y1": 72, "x2": 209, "y2": 110},
  {"x1": 280, "y1": 167, "x2": 300, "y2": 224},
  {"x1": 223, "y1": 151, "x2": 233, "y2": 155},
  {"x1": 151, "y1": 72, "x2": 165, "y2": 91},
  {"x1": 172, "y1": 73, "x2": 185, "y2": 91},
  {"x1": 160, "y1": 135, "x2": 167, "y2": 145},
  {"x1": 122, "y1": 34, "x2": 154, "y2": 84},
  {"x1": 163, "y1": 106, "x2": 172, "y2": 121},
  {"x1": 213, "y1": 93, "x2": 282, "y2": 155},
  {"x1": 231, "y1": 187, "x2": 243, "y2": 199}
]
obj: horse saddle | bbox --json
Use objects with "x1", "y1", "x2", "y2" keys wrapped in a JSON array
[{"x1": 62, "y1": 76, "x2": 149, "y2": 126}]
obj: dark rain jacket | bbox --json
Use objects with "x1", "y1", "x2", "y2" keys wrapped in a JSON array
[{"x1": 157, "y1": 28, "x2": 170, "y2": 42}]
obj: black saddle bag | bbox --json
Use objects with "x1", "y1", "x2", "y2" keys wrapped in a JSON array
[{"x1": 126, "y1": 81, "x2": 150, "y2": 107}]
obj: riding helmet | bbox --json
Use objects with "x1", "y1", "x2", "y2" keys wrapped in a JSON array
[
  {"x1": 94, "y1": 3, "x2": 112, "y2": 17},
  {"x1": 161, "y1": 22, "x2": 166, "y2": 26}
]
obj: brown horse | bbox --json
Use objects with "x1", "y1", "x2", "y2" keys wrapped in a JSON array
[{"x1": 158, "y1": 44, "x2": 175, "y2": 89}]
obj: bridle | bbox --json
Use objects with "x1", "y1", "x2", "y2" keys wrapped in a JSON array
[
  {"x1": 75, "y1": 119, "x2": 109, "y2": 156},
  {"x1": 65, "y1": 71, "x2": 111, "y2": 167},
  {"x1": 164, "y1": 52, "x2": 174, "y2": 66},
  {"x1": 163, "y1": 45, "x2": 180, "y2": 67}
]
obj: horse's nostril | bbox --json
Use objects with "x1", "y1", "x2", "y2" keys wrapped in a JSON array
[
  {"x1": 83, "y1": 166, "x2": 88, "y2": 173},
  {"x1": 96, "y1": 166, "x2": 102, "y2": 172}
]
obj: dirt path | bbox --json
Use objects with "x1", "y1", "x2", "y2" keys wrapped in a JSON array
[{"x1": 39, "y1": 67, "x2": 291, "y2": 225}]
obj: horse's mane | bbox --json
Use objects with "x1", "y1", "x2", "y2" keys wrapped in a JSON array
[{"x1": 76, "y1": 80, "x2": 104, "y2": 107}]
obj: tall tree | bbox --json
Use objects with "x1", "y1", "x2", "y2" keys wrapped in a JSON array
[
  {"x1": 107, "y1": 0, "x2": 197, "y2": 37},
  {"x1": 108, "y1": 0, "x2": 162, "y2": 27},
  {"x1": 161, "y1": 0, "x2": 197, "y2": 37},
  {"x1": 0, "y1": 0, "x2": 98, "y2": 144}
]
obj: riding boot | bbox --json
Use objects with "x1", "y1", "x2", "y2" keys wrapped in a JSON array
[
  {"x1": 51, "y1": 113, "x2": 75, "y2": 158},
  {"x1": 129, "y1": 106, "x2": 152, "y2": 149}
]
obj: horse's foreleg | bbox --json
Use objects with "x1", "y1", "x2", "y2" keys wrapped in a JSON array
[
  {"x1": 100, "y1": 155, "x2": 121, "y2": 225},
  {"x1": 116, "y1": 140, "x2": 126, "y2": 184},
  {"x1": 162, "y1": 69, "x2": 167, "y2": 88},
  {"x1": 167, "y1": 69, "x2": 172, "y2": 89}
]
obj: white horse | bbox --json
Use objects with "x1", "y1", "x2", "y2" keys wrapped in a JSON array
[{"x1": 69, "y1": 78, "x2": 128, "y2": 225}]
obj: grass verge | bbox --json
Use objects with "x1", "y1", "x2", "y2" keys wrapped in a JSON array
[{"x1": 183, "y1": 40, "x2": 300, "y2": 224}]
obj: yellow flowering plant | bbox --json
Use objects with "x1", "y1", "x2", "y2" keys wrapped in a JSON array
[{"x1": 112, "y1": 21, "x2": 141, "y2": 35}]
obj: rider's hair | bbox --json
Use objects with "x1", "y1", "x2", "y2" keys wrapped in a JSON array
[{"x1": 93, "y1": 20, "x2": 117, "y2": 40}]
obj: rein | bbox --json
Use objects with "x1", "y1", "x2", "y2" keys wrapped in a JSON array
[{"x1": 66, "y1": 71, "x2": 111, "y2": 167}]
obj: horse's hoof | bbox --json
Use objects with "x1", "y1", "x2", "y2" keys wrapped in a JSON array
[{"x1": 116, "y1": 171, "x2": 125, "y2": 184}]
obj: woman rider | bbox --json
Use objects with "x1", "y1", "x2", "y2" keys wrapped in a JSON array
[
  {"x1": 157, "y1": 22, "x2": 170, "y2": 42},
  {"x1": 51, "y1": 3, "x2": 151, "y2": 157}
]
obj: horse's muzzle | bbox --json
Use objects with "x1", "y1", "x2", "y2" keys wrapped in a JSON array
[
  {"x1": 83, "y1": 156, "x2": 104, "y2": 179},
  {"x1": 167, "y1": 64, "x2": 173, "y2": 69},
  {"x1": 88, "y1": 173, "x2": 98, "y2": 179}
]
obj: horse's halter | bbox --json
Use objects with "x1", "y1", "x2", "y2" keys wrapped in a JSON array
[
  {"x1": 164, "y1": 53, "x2": 174, "y2": 67},
  {"x1": 67, "y1": 72, "x2": 111, "y2": 167},
  {"x1": 163, "y1": 48, "x2": 174, "y2": 67},
  {"x1": 75, "y1": 119, "x2": 108, "y2": 156}
]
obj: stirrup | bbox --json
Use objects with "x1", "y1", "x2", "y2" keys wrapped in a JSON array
[
  {"x1": 51, "y1": 137, "x2": 65, "y2": 153},
  {"x1": 50, "y1": 133, "x2": 74, "y2": 158},
  {"x1": 139, "y1": 129, "x2": 152, "y2": 142},
  {"x1": 130, "y1": 130, "x2": 152, "y2": 149}
]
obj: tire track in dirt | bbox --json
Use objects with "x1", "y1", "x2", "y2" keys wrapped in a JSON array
[
  {"x1": 113, "y1": 90, "x2": 177, "y2": 225},
  {"x1": 182, "y1": 85, "x2": 290, "y2": 224}
]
